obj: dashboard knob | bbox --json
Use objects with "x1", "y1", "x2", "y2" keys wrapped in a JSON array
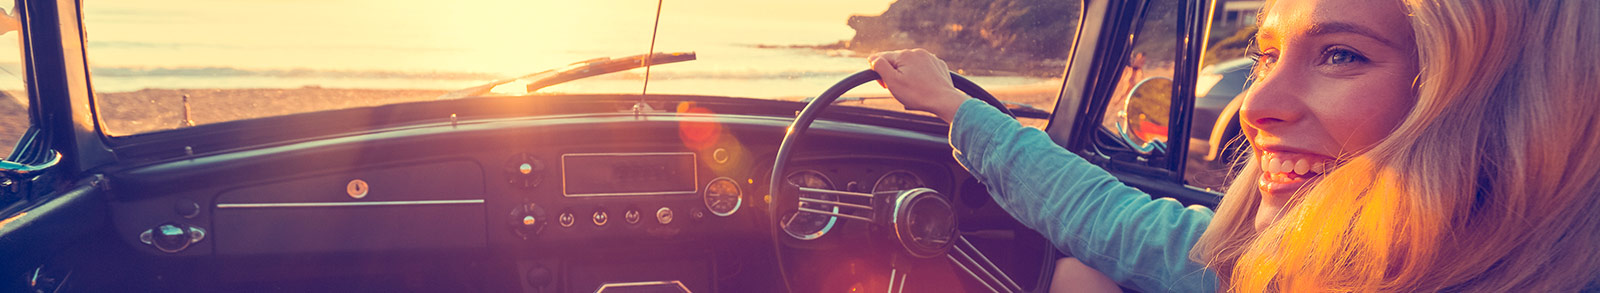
[
  {"x1": 558, "y1": 211, "x2": 576, "y2": 228},
  {"x1": 656, "y1": 207, "x2": 674, "y2": 224},
  {"x1": 592, "y1": 208, "x2": 609, "y2": 226},
  {"x1": 510, "y1": 203, "x2": 547, "y2": 239},
  {"x1": 624, "y1": 208, "x2": 642, "y2": 225},
  {"x1": 505, "y1": 153, "x2": 545, "y2": 189}
]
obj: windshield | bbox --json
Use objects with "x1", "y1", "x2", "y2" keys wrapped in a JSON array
[{"x1": 85, "y1": 0, "x2": 1077, "y2": 135}]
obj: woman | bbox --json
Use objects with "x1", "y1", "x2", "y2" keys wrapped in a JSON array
[{"x1": 870, "y1": 0, "x2": 1600, "y2": 291}]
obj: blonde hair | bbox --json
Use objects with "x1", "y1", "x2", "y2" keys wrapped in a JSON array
[{"x1": 1192, "y1": 0, "x2": 1600, "y2": 291}]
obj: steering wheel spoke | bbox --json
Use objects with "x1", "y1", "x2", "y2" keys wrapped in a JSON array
[
  {"x1": 793, "y1": 186, "x2": 878, "y2": 223},
  {"x1": 770, "y1": 70, "x2": 1019, "y2": 292},
  {"x1": 945, "y1": 235, "x2": 1024, "y2": 293}
]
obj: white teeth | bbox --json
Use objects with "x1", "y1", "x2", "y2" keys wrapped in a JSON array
[
  {"x1": 1312, "y1": 162, "x2": 1327, "y2": 174},
  {"x1": 1267, "y1": 157, "x2": 1282, "y2": 173},
  {"x1": 1280, "y1": 159, "x2": 1295, "y2": 174},
  {"x1": 1294, "y1": 159, "x2": 1311, "y2": 175}
]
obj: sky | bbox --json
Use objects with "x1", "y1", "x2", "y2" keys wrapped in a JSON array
[{"x1": 80, "y1": 0, "x2": 897, "y2": 74}]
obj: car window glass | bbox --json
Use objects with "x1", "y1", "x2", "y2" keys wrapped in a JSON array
[
  {"x1": 81, "y1": 1, "x2": 1079, "y2": 136},
  {"x1": 1184, "y1": 1, "x2": 1259, "y2": 192},
  {"x1": 1099, "y1": 0, "x2": 1180, "y2": 151},
  {"x1": 0, "y1": 0, "x2": 28, "y2": 158}
]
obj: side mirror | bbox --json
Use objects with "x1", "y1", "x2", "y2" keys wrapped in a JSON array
[
  {"x1": 1116, "y1": 77, "x2": 1173, "y2": 154},
  {"x1": 0, "y1": 150, "x2": 59, "y2": 174},
  {"x1": 0, "y1": 150, "x2": 60, "y2": 197}
]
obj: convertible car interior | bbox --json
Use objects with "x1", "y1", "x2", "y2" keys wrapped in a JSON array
[{"x1": 1, "y1": 0, "x2": 1253, "y2": 292}]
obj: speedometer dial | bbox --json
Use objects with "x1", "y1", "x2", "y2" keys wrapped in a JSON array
[
  {"x1": 781, "y1": 170, "x2": 838, "y2": 240},
  {"x1": 703, "y1": 177, "x2": 742, "y2": 217},
  {"x1": 872, "y1": 170, "x2": 925, "y2": 194}
]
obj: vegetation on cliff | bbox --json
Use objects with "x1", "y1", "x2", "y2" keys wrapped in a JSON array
[{"x1": 844, "y1": 0, "x2": 1082, "y2": 77}]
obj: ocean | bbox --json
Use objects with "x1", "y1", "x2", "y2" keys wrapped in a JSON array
[{"x1": 76, "y1": 0, "x2": 1057, "y2": 99}]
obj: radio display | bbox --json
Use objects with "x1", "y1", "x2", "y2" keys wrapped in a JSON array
[{"x1": 562, "y1": 152, "x2": 698, "y2": 197}]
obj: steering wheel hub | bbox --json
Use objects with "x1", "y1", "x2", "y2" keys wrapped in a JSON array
[{"x1": 891, "y1": 188, "x2": 958, "y2": 258}]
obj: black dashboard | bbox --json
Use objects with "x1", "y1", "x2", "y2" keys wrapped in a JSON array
[{"x1": 89, "y1": 99, "x2": 1049, "y2": 292}]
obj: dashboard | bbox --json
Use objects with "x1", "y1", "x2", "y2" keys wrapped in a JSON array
[{"x1": 91, "y1": 108, "x2": 1042, "y2": 292}]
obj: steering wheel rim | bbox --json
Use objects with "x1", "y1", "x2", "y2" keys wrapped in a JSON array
[{"x1": 768, "y1": 70, "x2": 1015, "y2": 292}]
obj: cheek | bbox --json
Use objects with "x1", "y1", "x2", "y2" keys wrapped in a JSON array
[{"x1": 1307, "y1": 77, "x2": 1414, "y2": 152}]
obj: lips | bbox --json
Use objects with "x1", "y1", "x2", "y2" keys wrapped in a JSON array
[{"x1": 1257, "y1": 150, "x2": 1336, "y2": 196}]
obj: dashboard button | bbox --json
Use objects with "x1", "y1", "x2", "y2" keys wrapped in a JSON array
[
  {"x1": 624, "y1": 208, "x2": 642, "y2": 225},
  {"x1": 656, "y1": 207, "x2": 674, "y2": 224},
  {"x1": 691, "y1": 207, "x2": 707, "y2": 221},
  {"x1": 558, "y1": 211, "x2": 575, "y2": 228},
  {"x1": 592, "y1": 208, "x2": 609, "y2": 226}
]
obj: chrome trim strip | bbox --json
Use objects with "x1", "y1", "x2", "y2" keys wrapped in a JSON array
[
  {"x1": 797, "y1": 186, "x2": 875, "y2": 198},
  {"x1": 216, "y1": 199, "x2": 484, "y2": 209},
  {"x1": 594, "y1": 280, "x2": 691, "y2": 293},
  {"x1": 561, "y1": 152, "x2": 699, "y2": 197}
]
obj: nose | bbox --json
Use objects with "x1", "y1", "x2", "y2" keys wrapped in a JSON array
[{"x1": 1238, "y1": 66, "x2": 1306, "y2": 131}]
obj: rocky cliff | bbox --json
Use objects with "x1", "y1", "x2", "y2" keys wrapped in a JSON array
[{"x1": 846, "y1": 0, "x2": 1080, "y2": 77}]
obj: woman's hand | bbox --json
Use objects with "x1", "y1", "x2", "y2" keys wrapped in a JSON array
[{"x1": 868, "y1": 49, "x2": 972, "y2": 122}]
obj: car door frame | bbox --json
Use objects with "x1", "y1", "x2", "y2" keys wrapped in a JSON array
[
  {"x1": 1048, "y1": 0, "x2": 1222, "y2": 208},
  {"x1": 1, "y1": 0, "x2": 117, "y2": 290}
]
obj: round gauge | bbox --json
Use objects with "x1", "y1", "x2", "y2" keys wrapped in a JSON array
[
  {"x1": 703, "y1": 177, "x2": 743, "y2": 217},
  {"x1": 781, "y1": 170, "x2": 839, "y2": 240},
  {"x1": 872, "y1": 170, "x2": 925, "y2": 195}
]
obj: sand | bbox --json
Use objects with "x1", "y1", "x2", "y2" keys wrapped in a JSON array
[{"x1": 0, "y1": 91, "x2": 24, "y2": 157}]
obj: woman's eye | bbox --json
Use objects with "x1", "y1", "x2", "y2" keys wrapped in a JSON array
[
  {"x1": 1246, "y1": 44, "x2": 1277, "y2": 80},
  {"x1": 1246, "y1": 43, "x2": 1277, "y2": 65},
  {"x1": 1322, "y1": 48, "x2": 1368, "y2": 65}
]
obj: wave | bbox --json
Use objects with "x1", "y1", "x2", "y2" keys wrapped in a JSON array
[
  {"x1": 86, "y1": 66, "x2": 878, "y2": 81},
  {"x1": 595, "y1": 69, "x2": 864, "y2": 80},
  {"x1": 88, "y1": 66, "x2": 500, "y2": 80}
]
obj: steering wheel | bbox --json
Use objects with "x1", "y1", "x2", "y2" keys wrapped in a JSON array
[{"x1": 768, "y1": 70, "x2": 1024, "y2": 293}]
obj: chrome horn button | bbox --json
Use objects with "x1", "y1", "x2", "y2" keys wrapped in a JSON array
[{"x1": 891, "y1": 188, "x2": 958, "y2": 258}]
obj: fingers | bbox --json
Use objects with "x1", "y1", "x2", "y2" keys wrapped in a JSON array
[{"x1": 868, "y1": 50, "x2": 903, "y2": 70}]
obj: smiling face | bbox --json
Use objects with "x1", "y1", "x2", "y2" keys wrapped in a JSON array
[{"x1": 1241, "y1": 0, "x2": 1419, "y2": 230}]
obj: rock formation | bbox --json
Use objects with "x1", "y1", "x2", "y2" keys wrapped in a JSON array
[{"x1": 845, "y1": 0, "x2": 1081, "y2": 77}]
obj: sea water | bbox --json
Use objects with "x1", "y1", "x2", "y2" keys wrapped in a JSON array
[{"x1": 73, "y1": 0, "x2": 1057, "y2": 99}]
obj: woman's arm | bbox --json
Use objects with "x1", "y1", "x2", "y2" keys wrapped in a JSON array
[{"x1": 948, "y1": 99, "x2": 1218, "y2": 292}]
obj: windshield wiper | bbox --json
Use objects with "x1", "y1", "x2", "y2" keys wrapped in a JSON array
[{"x1": 435, "y1": 51, "x2": 696, "y2": 100}]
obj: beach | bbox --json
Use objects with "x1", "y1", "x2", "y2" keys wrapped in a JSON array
[{"x1": 0, "y1": 82, "x2": 1060, "y2": 158}]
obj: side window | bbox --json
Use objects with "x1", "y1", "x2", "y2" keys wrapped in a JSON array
[
  {"x1": 1185, "y1": 1, "x2": 1260, "y2": 191},
  {"x1": 0, "y1": 1, "x2": 28, "y2": 159},
  {"x1": 1098, "y1": 0, "x2": 1180, "y2": 154}
]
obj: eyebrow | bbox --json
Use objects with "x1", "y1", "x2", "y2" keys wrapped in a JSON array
[
  {"x1": 1255, "y1": 21, "x2": 1401, "y2": 50},
  {"x1": 1304, "y1": 22, "x2": 1400, "y2": 49}
]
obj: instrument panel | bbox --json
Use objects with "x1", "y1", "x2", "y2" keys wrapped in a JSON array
[{"x1": 100, "y1": 109, "x2": 971, "y2": 292}]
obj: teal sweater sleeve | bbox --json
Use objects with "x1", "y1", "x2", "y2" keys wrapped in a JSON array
[{"x1": 947, "y1": 99, "x2": 1219, "y2": 292}]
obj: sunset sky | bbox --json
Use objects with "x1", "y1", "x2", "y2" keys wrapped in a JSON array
[{"x1": 81, "y1": 0, "x2": 896, "y2": 74}]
